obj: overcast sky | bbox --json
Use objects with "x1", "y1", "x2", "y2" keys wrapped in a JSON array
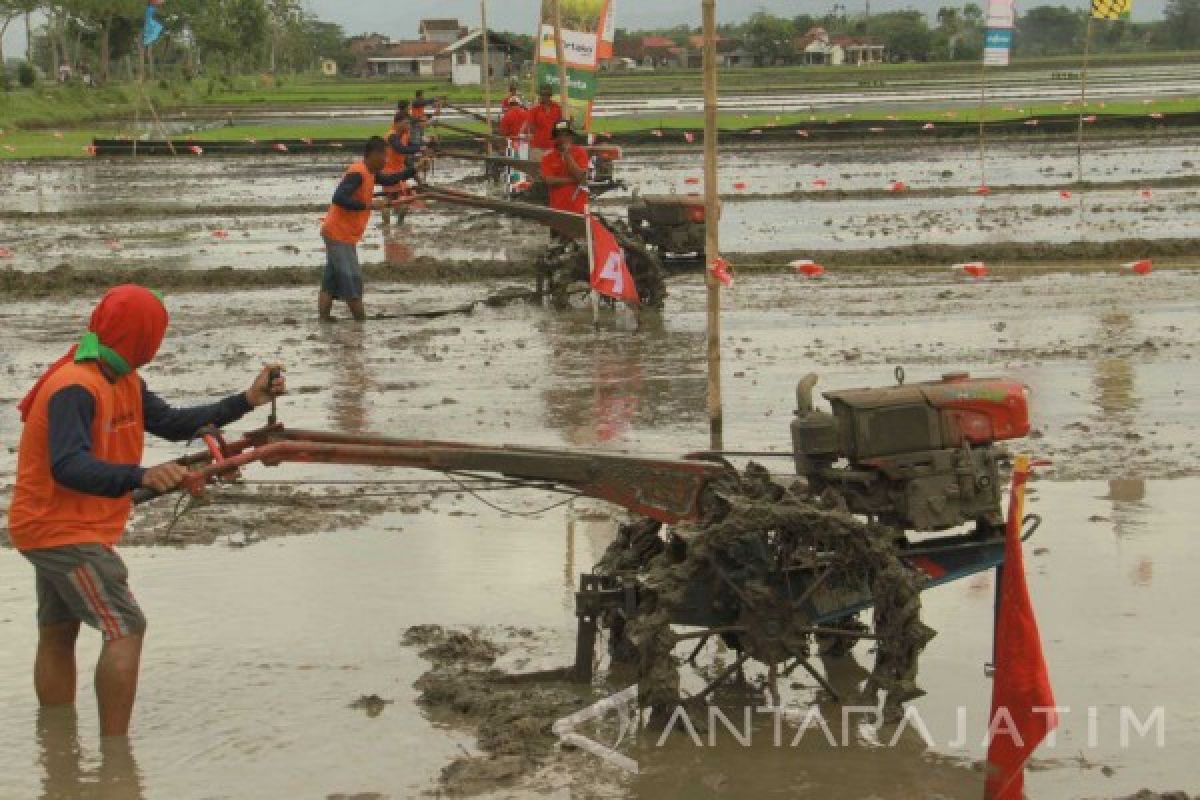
[{"x1": 4, "y1": 0, "x2": 1169, "y2": 60}]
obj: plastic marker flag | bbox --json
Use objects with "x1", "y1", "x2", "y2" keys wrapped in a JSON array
[
  {"x1": 890, "y1": 181, "x2": 908, "y2": 193},
  {"x1": 0, "y1": 247, "x2": 14, "y2": 258},
  {"x1": 922, "y1": 122, "x2": 936, "y2": 130},
  {"x1": 733, "y1": 182, "x2": 748, "y2": 191},
  {"x1": 587, "y1": 215, "x2": 639, "y2": 305},
  {"x1": 1083, "y1": 115, "x2": 1097, "y2": 123},
  {"x1": 813, "y1": 178, "x2": 828, "y2": 189},
  {"x1": 975, "y1": 185, "x2": 992, "y2": 196},
  {"x1": 273, "y1": 143, "x2": 289, "y2": 153},
  {"x1": 1139, "y1": 188, "x2": 1153, "y2": 198},
  {"x1": 791, "y1": 259, "x2": 826, "y2": 278},
  {"x1": 1124, "y1": 259, "x2": 1153, "y2": 275},
  {"x1": 1092, "y1": 0, "x2": 1132, "y2": 19},
  {"x1": 143, "y1": 1, "x2": 165, "y2": 47},
  {"x1": 684, "y1": 177, "x2": 700, "y2": 185},
  {"x1": 955, "y1": 261, "x2": 989, "y2": 278},
  {"x1": 984, "y1": 455, "x2": 1057, "y2": 800},
  {"x1": 212, "y1": 229, "x2": 230, "y2": 239},
  {"x1": 684, "y1": 131, "x2": 695, "y2": 143},
  {"x1": 1059, "y1": 190, "x2": 1073, "y2": 199},
  {"x1": 188, "y1": 145, "x2": 203, "y2": 155},
  {"x1": 710, "y1": 256, "x2": 734, "y2": 288}
]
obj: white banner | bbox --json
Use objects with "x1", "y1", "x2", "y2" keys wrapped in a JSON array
[{"x1": 985, "y1": 0, "x2": 1016, "y2": 28}]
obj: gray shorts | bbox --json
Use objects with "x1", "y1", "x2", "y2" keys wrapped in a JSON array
[
  {"x1": 23, "y1": 544, "x2": 146, "y2": 641},
  {"x1": 321, "y1": 236, "x2": 364, "y2": 301}
]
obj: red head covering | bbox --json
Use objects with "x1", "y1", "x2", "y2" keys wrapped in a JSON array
[{"x1": 18, "y1": 285, "x2": 169, "y2": 421}]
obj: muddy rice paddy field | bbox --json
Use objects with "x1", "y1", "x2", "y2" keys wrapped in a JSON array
[{"x1": 1, "y1": 137, "x2": 1198, "y2": 799}]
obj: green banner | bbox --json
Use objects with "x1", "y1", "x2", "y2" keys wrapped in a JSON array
[{"x1": 536, "y1": 63, "x2": 597, "y2": 127}]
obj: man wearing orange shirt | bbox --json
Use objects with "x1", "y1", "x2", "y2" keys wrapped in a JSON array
[
  {"x1": 541, "y1": 121, "x2": 590, "y2": 216},
  {"x1": 7, "y1": 284, "x2": 286, "y2": 736},
  {"x1": 527, "y1": 84, "x2": 563, "y2": 163},
  {"x1": 320, "y1": 137, "x2": 426, "y2": 322}
]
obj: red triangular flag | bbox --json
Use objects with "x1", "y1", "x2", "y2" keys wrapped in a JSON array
[
  {"x1": 588, "y1": 215, "x2": 639, "y2": 305},
  {"x1": 985, "y1": 455, "x2": 1057, "y2": 800}
]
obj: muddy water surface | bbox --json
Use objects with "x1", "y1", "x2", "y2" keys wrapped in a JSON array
[
  {"x1": 1, "y1": 267, "x2": 1198, "y2": 798},
  {"x1": 3, "y1": 139, "x2": 1198, "y2": 277}
]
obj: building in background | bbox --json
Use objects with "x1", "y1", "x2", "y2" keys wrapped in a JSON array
[{"x1": 357, "y1": 18, "x2": 518, "y2": 80}]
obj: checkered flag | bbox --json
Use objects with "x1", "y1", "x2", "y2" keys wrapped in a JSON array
[{"x1": 1091, "y1": 0, "x2": 1132, "y2": 20}]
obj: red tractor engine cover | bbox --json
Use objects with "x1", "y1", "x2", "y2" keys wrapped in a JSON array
[{"x1": 922, "y1": 374, "x2": 1030, "y2": 446}]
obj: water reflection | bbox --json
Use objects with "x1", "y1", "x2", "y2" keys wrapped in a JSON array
[
  {"x1": 326, "y1": 326, "x2": 371, "y2": 433},
  {"x1": 626, "y1": 652, "x2": 981, "y2": 799},
  {"x1": 540, "y1": 313, "x2": 707, "y2": 446},
  {"x1": 36, "y1": 707, "x2": 145, "y2": 800}
]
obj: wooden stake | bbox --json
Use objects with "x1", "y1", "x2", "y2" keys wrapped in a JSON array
[
  {"x1": 1076, "y1": 14, "x2": 1095, "y2": 185},
  {"x1": 481, "y1": 1, "x2": 493, "y2": 156},
  {"x1": 552, "y1": 0, "x2": 571, "y2": 122},
  {"x1": 702, "y1": 0, "x2": 723, "y2": 451},
  {"x1": 978, "y1": 60, "x2": 988, "y2": 189}
]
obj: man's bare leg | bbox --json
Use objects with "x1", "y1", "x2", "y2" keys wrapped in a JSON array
[
  {"x1": 318, "y1": 291, "x2": 335, "y2": 322},
  {"x1": 347, "y1": 299, "x2": 367, "y2": 322},
  {"x1": 95, "y1": 634, "x2": 143, "y2": 737},
  {"x1": 35, "y1": 621, "x2": 80, "y2": 706}
]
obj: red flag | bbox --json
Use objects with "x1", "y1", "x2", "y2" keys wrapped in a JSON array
[
  {"x1": 588, "y1": 215, "x2": 639, "y2": 305},
  {"x1": 985, "y1": 455, "x2": 1056, "y2": 800}
]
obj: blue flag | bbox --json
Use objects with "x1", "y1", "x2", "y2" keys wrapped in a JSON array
[{"x1": 143, "y1": 4, "x2": 164, "y2": 47}]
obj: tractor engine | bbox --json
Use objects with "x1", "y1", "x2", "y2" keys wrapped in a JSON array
[
  {"x1": 791, "y1": 372, "x2": 1031, "y2": 533},
  {"x1": 627, "y1": 190, "x2": 707, "y2": 269}
]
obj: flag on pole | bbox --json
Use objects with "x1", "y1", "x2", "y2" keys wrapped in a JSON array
[
  {"x1": 143, "y1": 2, "x2": 165, "y2": 47},
  {"x1": 587, "y1": 214, "x2": 639, "y2": 305},
  {"x1": 1091, "y1": 0, "x2": 1132, "y2": 19},
  {"x1": 984, "y1": 455, "x2": 1057, "y2": 800}
]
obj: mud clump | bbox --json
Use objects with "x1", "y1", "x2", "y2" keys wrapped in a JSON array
[
  {"x1": 348, "y1": 694, "x2": 393, "y2": 718},
  {"x1": 402, "y1": 625, "x2": 501, "y2": 665},
  {"x1": 403, "y1": 625, "x2": 586, "y2": 797}
]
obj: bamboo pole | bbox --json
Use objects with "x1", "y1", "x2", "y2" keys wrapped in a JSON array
[
  {"x1": 552, "y1": 0, "x2": 571, "y2": 122},
  {"x1": 702, "y1": 0, "x2": 723, "y2": 451},
  {"x1": 978, "y1": 60, "x2": 988, "y2": 189},
  {"x1": 1076, "y1": 14, "x2": 1095, "y2": 184},
  {"x1": 481, "y1": 1, "x2": 493, "y2": 156}
]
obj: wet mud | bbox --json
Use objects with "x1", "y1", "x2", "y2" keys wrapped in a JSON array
[{"x1": 403, "y1": 625, "x2": 594, "y2": 797}]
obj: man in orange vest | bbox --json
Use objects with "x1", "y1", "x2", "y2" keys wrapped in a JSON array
[
  {"x1": 320, "y1": 136, "x2": 426, "y2": 322},
  {"x1": 541, "y1": 121, "x2": 591, "y2": 216},
  {"x1": 527, "y1": 84, "x2": 563, "y2": 163},
  {"x1": 7, "y1": 284, "x2": 287, "y2": 736},
  {"x1": 382, "y1": 113, "x2": 426, "y2": 223}
]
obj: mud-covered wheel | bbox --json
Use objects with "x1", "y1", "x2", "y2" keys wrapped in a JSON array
[
  {"x1": 816, "y1": 615, "x2": 868, "y2": 658},
  {"x1": 609, "y1": 219, "x2": 668, "y2": 310}
]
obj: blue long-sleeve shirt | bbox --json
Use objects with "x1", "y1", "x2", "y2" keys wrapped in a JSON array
[
  {"x1": 47, "y1": 381, "x2": 253, "y2": 498},
  {"x1": 332, "y1": 168, "x2": 418, "y2": 211},
  {"x1": 388, "y1": 134, "x2": 423, "y2": 158}
]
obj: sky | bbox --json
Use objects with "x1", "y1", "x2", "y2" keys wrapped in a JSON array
[{"x1": 3, "y1": 0, "x2": 1171, "y2": 61}]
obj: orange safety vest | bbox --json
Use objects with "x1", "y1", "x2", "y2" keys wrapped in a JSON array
[
  {"x1": 385, "y1": 123, "x2": 410, "y2": 174},
  {"x1": 321, "y1": 161, "x2": 376, "y2": 245},
  {"x1": 8, "y1": 361, "x2": 145, "y2": 552}
]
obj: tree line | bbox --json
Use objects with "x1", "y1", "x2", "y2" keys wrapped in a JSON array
[
  {"x1": 618, "y1": 0, "x2": 1200, "y2": 66},
  {"x1": 0, "y1": 0, "x2": 351, "y2": 85}
]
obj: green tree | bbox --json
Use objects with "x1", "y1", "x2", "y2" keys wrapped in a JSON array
[
  {"x1": 1161, "y1": 0, "x2": 1200, "y2": 48},
  {"x1": 1015, "y1": 6, "x2": 1085, "y2": 56},
  {"x1": 869, "y1": 11, "x2": 933, "y2": 62},
  {"x1": 743, "y1": 11, "x2": 794, "y2": 66}
]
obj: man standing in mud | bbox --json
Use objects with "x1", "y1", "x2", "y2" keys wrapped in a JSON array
[
  {"x1": 7, "y1": 284, "x2": 287, "y2": 737},
  {"x1": 320, "y1": 136, "x2": 427, "y2": 322}
]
